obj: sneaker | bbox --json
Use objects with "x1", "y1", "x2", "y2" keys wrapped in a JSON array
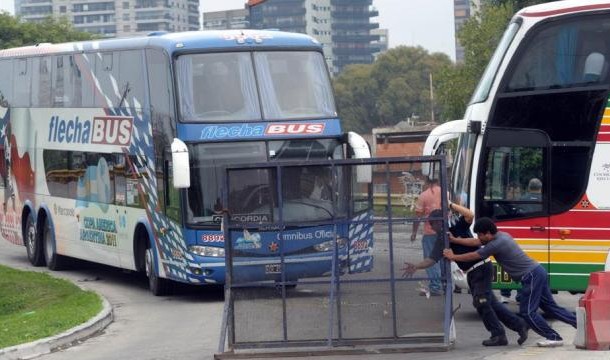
[
  {"x1": 517, "y1": 324, "x2": 529, "y2": 345},
  {"x1": 537, "y1": 339, "x2": 563, "y2": 347},
  {"x1": 482, "y1": 335, "x2": 508, "y2": 346}
]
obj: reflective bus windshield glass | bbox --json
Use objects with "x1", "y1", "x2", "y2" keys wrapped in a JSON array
[
  {"x1": 176, "y1": 51, "x2": 336, "y2": 122},
  {"x1": 187, "y1": 139, "x2": 345, "y2": 225},
  {"x1": 470, "y1": 21, "x2": 520, "y2": 104},
  {"x1": 451, "y1": 132, "x2": 477, "y2": 207}
]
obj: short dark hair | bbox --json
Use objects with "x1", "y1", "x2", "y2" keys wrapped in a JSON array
[
  {"x1": 473, "y1": 217, "x2": 497, "y2": 234},
  {"x1": 427, "y1": 209, "x2": 443, "y2": 225}
]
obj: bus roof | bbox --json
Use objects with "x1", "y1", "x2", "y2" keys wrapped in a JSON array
[
  {"x1": 518, "y1": 0, "x2": 610, "y2": 18},
  {"x1": 0, "y1": 29, "x2": 323, "y2": 58}
]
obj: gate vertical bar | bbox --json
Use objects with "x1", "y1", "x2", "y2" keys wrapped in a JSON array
[
  {"x1": 333, "y1": 165, "x2": 343, "y2": 344},
  {"x1": 438, "y1": 157, "x2": 452, "y2": 345},
  {"x1": 385, "y1": 160, "x2": 399, "y2": 337},
  {"x1": 223, "y1": 168, "x2": 235, "y2": 350},
  {"x1": 277, "y1": 165, "x2": 288, "y2": 342}
]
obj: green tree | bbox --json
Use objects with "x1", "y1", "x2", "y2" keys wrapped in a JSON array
[
  {"x1": 488, "y1": 0, "x2": 557, "y2": 8},
  {"x1": 333, "y1": 64, "x2": 378, "y2": 133},
  {"x1": 436, "y1": 0, "x2": 556, "y2": 121},
  {"x1": 334, "y1": 46, "x2": 451, "y2": 133},
  {"x1": 0, "y1": 12, "x2": 95, "y2": 50}
]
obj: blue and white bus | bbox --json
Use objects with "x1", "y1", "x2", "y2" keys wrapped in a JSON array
[{"x1": 0, "y1": 30, "x2": 373, "y2": 295}]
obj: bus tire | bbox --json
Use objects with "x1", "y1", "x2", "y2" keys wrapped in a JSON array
[
  {"x1": 145, "y1": 247, "x2": 173, "y2": 296},
  {"x1": 42, "y1": 215, "x2": 65, "y2": 270},
  {"x1": 24, "y1": 213, "x2": 44, "y2": 266}
]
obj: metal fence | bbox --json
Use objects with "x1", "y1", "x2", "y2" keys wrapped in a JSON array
[{"x1": 216, "y1": 156, "x2": 453, "y2": 358}]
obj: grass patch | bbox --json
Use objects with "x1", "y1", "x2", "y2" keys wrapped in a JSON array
[{"x1": 0, "y1": 264, "x2": 102, "y2": 349}]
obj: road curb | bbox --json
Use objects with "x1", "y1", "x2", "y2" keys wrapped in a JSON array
[{"x1": 0, "y1": 294, "x2": 113, "y2": 360}]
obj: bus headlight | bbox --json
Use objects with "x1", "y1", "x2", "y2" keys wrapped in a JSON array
[
  {"x1": 189, "y1": 245, "x2": 225, "y2": 257},
  {"x1": 314, "y1": 238, "x2": 347, "y2": 252}
]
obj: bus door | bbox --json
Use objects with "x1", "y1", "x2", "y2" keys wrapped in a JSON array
[{"x1": 477, "y1": 128, "x2": 551, "y2": 286}]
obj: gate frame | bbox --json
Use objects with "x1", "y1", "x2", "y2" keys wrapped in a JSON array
[{"x1": 216, "y1": 155, "x2": 452, "y2": 358}]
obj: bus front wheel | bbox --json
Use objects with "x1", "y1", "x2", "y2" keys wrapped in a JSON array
[
  {"x1": 145, "y1": 247, "x2": 173, "y2": 296},
  {"x1": 24, "y1": 213, "x2": 44, "y2": 266}
]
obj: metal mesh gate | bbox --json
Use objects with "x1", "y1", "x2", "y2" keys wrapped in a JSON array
[{"x1": 216, "y1": 156, "x2": 453, "y2": 358}]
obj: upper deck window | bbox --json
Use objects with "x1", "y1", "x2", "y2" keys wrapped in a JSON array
[
  {"x1": 176, "y1": 51, "x2": 336, "y2": 122},
  {"x1": 470, "y1": 21, "x2": 520, "y2": 104},
  {"x1": 505, "y1": 15, "x2": 610, "y2": 92},
  {"x1": 254, "y1": 51, "x2": 336, "y2": 120},
  {"x1": 177, "y1": 52, "x2": 261, "y2": 122}
]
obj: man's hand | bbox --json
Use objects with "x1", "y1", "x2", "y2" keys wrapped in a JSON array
[
  {"x1": 402, "y1": 262, "x2": 417, "y2": 277},
  {"x1": 410, "y1": 233, "x2": 417, "y2": 242},
  {"x1": 448, "y1": 233, "x2": 458, "y2": 243},
  {"x1": 443, "y1": 248, "x2": 455, "y2": 260}
]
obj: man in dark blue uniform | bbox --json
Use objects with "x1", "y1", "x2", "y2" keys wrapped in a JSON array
[
  {"x1": 445, "y1": 217, "x2": 576, "y2": 348},
  {"x1": 403, "y1": 205, "x2": 528, "y2": 346}
]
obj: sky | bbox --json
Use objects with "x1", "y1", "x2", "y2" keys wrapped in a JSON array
[{"x1": 0, "y1": 0, "x2": 456, "y2": 60}]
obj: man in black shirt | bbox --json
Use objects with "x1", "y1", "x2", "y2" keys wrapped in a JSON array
[{"x1": 403, "y1": 205, "x2": 529, "y2": 346}]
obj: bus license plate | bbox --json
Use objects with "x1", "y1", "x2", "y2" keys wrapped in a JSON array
[{"x1": 265, "y1": 264, "x2": 282, "y2": 274}]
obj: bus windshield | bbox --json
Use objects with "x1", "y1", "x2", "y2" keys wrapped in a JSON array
[
  {"x1": 186, "y1": 139, "x2": 345, "y2": 225},
  {"x1": 176, "y1": 51, "x2": 337, "y2": 122},
  {"x1": 470, "y1": 21, "x2": 520, "y2": 104},
  {"x1": 451, "y1": 132, "x2": 477, "y2": 207}
]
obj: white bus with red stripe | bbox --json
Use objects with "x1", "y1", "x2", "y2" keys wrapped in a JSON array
[{"x1": 427, "y1": 0, "x2": 610, "y2": 291}]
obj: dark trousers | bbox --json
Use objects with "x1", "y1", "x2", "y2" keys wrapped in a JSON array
[
  {"x1": 518, "y1": 265, "x2": 577, "y2": 340},
  {"x1": 467, "y1": 262, "x2": 525, "y2": 338}
]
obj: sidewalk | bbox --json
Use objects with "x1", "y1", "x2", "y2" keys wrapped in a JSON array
[{"x1": 269, "y1": 292, "x2": 610, "y2": 360}]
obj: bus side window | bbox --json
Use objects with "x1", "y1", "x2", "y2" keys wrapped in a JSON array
[
  {"x1": 43, "y1": 150, "x2": 69, "y2": 198},
  {"x1": 52, "y1": 56, "x2": 66, "y2": 107},
  {"x1": 482, "y1": 146, "x2": 544, "y2": 219},
  {"x1": 68, "y1": 151, "x2": 85, "y2": 199},
  {"x1": 0, "y1": 59, "x2": 12, "y2": 106},
  {"x1": 114, "y1": 153, "x2": 126, "y2": 206},
  {"x1": 94, "y1": 52, "x2": 120, "y2": 108},
  {"x1": 118, "y1": 50, "x2": 145, "y2": 108},
  {"x1": 164, "y1": 156, "x2": 181, "y2": 223},
  {"x1": 13, "y1": 58, "x2": 30, "y2": 107},
  {"x1": 125, "y1": 155, "x2": 148, "y2": 208},
  {"x1": 31, "y1": 57, "x2": 52, "y2": 107},
  {"x1": 146, "y1": 48, "x2": 174, "y2": 144}
]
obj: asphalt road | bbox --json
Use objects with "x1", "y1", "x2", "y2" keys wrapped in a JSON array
[
  {"x1": 0, "y1": 239, "x2": 224, "y2": 360},
  {"x1": 1, "y1": 226, "x2": 607, "y2": 360}
]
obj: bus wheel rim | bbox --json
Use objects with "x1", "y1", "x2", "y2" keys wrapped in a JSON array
[
  {"x1": 27, "y1": 220, "x2": 36, "y2": 254},
  {"x1": 44, "y1": 222, "x2": 53, "y2": 263}
]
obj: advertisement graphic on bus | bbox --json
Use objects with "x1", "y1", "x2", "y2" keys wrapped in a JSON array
[{"x1": 0, "y1": 30, "x2": 374, "y2": 295}]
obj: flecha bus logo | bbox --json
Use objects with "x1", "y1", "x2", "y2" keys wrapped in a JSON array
[
  {"x1": 265, "y1": 123, "x2": 325, "y2": 135},
  {"x1": 48, "y1": 115, "x2": 133, "y2": 146}
]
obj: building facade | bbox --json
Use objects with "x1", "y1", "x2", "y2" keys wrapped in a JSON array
[
  {"x1": 15, "y1": 0, "x2": 200, "y2": 38},
  {"x1": 371, "y1": 28, "x2": 388, "y2": 60},
  {"x1": 247, "y1": 0, "x2": 379, "y2": 75},
  {"x1": 454, "y1": 0, "x2": 480, "y2": 62},
  {"x1": 203, "y1": 9, "x2": 249, "y2": 30}
]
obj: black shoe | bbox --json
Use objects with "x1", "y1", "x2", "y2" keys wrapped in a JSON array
[
  {"x1": 517, "y1": 324, "x2": 529, "y2": 345},
  {"x1": 482, "y1": 336, "x2": 508, "y2": 346}
]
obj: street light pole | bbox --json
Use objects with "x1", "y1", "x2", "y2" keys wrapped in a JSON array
[{"x1": 429, "y1": 72, "x2": 435, "y2": 123}]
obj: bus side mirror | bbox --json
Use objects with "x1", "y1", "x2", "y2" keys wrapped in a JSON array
[
  {"x1": 171, "y1": 138, "x2": 190, "y2": 188},
  {"x1": 347, "y1": 132, "x2": 372, "y2": 183}
]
